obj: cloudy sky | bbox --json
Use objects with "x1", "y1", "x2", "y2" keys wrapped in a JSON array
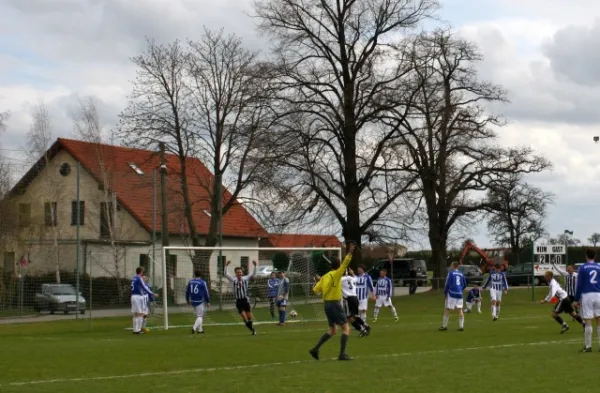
[{"x1": 1, "y1": 0, "x2": 599, "y2": 249}]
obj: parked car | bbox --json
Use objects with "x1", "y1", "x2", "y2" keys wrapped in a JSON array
[
  {"x1": 255, "y1": 265, "x2": 275, "y2": 278},
  {"x1": 367, "y1": 258, "x2": 428, "y2": 286},
  {"x1": 34, "y1": 284, "x2": 86, "y2": 314},
  {"x1": 454, "y1": 265, "x2": 483, "y2": 286}
]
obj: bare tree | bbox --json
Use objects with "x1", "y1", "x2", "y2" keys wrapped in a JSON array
[
  {"x1": 74, "y1": 97, "x2": 133, "y2": 300},
  {"x1": 389, "y1": 30, "x2": 551, "y2": 284},
  {"x1": 23, "y1": 102, "x2": 65, "y2": 282},
  {"x1": 486, "y1": 174, "x2": 554, "y2": 262},
  {"x1": 550, "y1": 234, "x2": 581, "y2": 246},
  {"x1": 254, "y1": 0, "x2": 437, "y2": 258},
  {"x1": 589, "y1": 233, "x2": 600, "y2": 248},
  {"x1": 120, "y1": 32, "x2": 273, "y2": 281}
]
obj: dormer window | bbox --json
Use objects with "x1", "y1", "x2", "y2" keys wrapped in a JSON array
[{"x1": 128, "y1": 162, "x2": 144, "y2": 175}]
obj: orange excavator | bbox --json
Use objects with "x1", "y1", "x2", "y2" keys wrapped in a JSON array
[{"x1": 458, "y1": 241, "x2": 508, "y2": 273}]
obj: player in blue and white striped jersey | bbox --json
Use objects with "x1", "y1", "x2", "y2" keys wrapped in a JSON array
[
  {"x1": 355, "y1": 265, "x2": 375, "y2": 322},
  {"x1": 440, "y1": 262, "x2": 467, "y2": 331},
  {"x1": 482, "y1": 263, "x2": 508, "y2": 321},
  {"x1": 186, "y1": 270, "x2": 210, "y2": 334},
  {"x1": 373, "y1": 269, "x2": 398, "y2": 322}
]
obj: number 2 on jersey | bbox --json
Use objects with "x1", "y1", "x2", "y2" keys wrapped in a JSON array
[{"x1": 591, "y1": 270, "x2": 598, "y2": 284}]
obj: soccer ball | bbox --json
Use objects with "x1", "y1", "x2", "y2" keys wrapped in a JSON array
[{"x1": 289, "y1": 310, "x2": 298, "y2": 318}]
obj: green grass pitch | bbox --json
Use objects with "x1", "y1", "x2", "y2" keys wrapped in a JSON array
[{"x1": 0, "y1": 289, "x2": 595, "y2": 393}]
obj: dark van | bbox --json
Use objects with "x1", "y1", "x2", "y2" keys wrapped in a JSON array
[{"x1": 367, "y1": 258, "x2": 428, "y2": 287}]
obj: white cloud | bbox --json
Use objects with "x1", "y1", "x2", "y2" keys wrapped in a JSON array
[{"x1": 1, "y1": 0, "x2": 600, "y2": 248}]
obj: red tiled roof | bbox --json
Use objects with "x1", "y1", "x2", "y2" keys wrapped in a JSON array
[
  {"x1": 50, "y1": 138, "x2": 267, "y2": 238},
  {"x1": 261, "y1": 234, "x2": 342, "y2": 248}
]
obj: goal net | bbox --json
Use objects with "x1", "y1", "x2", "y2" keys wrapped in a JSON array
[{"x1": 158, "y1": 246, "x2": 342, "y2": 330}]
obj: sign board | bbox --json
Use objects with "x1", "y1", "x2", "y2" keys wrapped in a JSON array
[{"x1": 533, "y1": 244, "x2": 565, "y2": 255}]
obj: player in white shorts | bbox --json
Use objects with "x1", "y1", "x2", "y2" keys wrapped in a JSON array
[
  {"x1": 482, "y1": 263, "x2": 508, "y2": 321},
  {"x1": 130, "y1": 267, "x2": 157, "y2": 334},
  {"x1": 574, "y1": 249, "x2": 600, "y2": 352},
  {"x1": 373, "y1": 269, "x2": 398, "y2": 322},
  {"x1": 355, "y1": 265, "x2": 375, "y2": 321},
  {"x1": 439, "y1": 262, "x2": 467, "y2": 331}
]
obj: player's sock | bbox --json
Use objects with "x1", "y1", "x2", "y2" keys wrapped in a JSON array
[
  {"x1": 355, "y1": 316, "x2": 367, "y2": 329},
  {"x1": 466, "y1": 302, "x2": 472, "y2": 312},
  {"x1": 596, "y1": 327, "x2": 600, "y2": 347},
  {"x1": 574, "y1": 314, "x2": 584, "y2": 326},
  {"x1": 554, "y1": 315, "x2": 565, "y2": 326},
  {"x1": 373, "y1": 307, "x2": 380, "y2": 319},
  {"x1": 314, "y1": 333, "x2": 331, "y2": 350},
  {"x1": 279, "y1": 309, "x2": 286, "y2": 324},
  {"x1": 340, "y1": 333, "x2": 349, "y2": 356},
  {"x1": 477, "y1": 302, "x2": 482, "y2": 313},
  {"x1": 351, "y1": 320, "x2": 363, "y2": 332},
  {"x1": 360, "y1": 310, "x2": 366, "y2": 321},
  {"x1": 585, "y1": 325, "x2": 593, "y2": 348},
  {"x1": 142, "y1": 317, "x2": 147, "y2": 328},
  {"x1": 442, "y1": 315, "x2": 449, "y2": 328},
  {"x1": 390, "y1": 306, "x2": 398, "y2": 318},
  {"x1": 496, "y1": 306, "x2": 501, "y2": 317},
  {"x1": 132, "y1": 316, "x2": 138, "y2": 333},
  {"x1": 136, "y1": 317, "x2": 144, "y2": 333},
  {"x1": 458, "y1": 316, "x2": 464, "y2": 329},
  {"x1": 491, "y1": 305, "x2": 497, "y2": 318},
  {"x1": 193, "y1": 317, "x2": 203, "y2": 332},
  {"x1": 244, "y1": 320, "x2": 254, "y2": 332},
  {"x1": 270, "y1": 301, "x2": 275, "y2": 319}
]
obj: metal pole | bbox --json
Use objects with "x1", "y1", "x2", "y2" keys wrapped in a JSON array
[
  {"x1": 152, "y1": 169, "x2": 157, "y2": 286},
  {"x1": 159, "y1": 143, "x2": 170, "y2": 307},
  {"x1": 531, "y1": 243, "x2": 535, "y2": 301},
  {"x1": 217, "y1": 179, "x2": 223, "y2": 312},
  {"x1": 76, "y1": 162, "x2": 81, "y2": 319}
]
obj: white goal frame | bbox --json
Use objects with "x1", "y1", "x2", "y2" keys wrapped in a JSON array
[{"x1": 161, "y1": 246, "x2": 343, "y2": 330}]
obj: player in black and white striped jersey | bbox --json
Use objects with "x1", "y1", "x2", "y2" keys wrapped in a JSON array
[
  {"x1": 341, "y1": 268, "x2": 370, "y2": 337},
  {"x1": 224, "y1": 260, "x2": 258, "y2": 335},
  {"x1": 553, "y1": 264, "x2": 578, "y2": 301},
  {"x1": 539, "y1": 271, "x2": 584, "y2": 334}
]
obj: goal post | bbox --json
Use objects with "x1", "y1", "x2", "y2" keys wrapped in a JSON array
[{"x1": 160, "y1": 246, "x2": 343, "y2": 330}]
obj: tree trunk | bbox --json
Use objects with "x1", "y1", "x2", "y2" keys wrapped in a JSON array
[{"x1": 428, "y1": 219, "x2": 448, "y2": 290}]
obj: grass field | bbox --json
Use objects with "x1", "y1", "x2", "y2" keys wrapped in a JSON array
[{"x1": 0, "y1": 289, "x2": 595, "y2": 393}]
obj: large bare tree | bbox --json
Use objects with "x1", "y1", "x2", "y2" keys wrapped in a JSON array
[
  {"x1": 254, "y1": 0, "x2": 437, "y2": 256},
  {"x1": 486, "y1": 173, "x2": 554, "y2": 262},
  {"x1": 119, "y1": 31, "x2": 273, "y2": 280},
  {"x1": 390, "y1": 30, "x2": 551, "y2": 282}
]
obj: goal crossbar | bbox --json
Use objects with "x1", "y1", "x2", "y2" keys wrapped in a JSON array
[{"x1": 160, "y1": 246, "x2": 342, "y2": 330}]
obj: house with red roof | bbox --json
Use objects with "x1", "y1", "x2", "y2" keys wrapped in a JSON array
[{"x1": 3, "y1": 138, "x2": 268, "y2": 286}]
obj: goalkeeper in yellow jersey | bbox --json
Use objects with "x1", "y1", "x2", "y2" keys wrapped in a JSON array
[{"x1": 309, "y1": 241, "x2": 356, "y2": 361}]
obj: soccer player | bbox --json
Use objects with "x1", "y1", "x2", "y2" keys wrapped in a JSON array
[
  {"x1": 539, "y1": 271, "x2": 583, "y2": 334},
  {"x1": 553, "y1": 264, "x2": 578, "y2": 314},
  {"x1": 373, "y1": 269, "x2": 398, "y2": 322},
  {"x1": 355, "y1": 265, "x2": 375, "y2": 322},
  {"x1": 341, "y1": 268, "x2": 370, "y2": 337},
  {"x1": 276, "y1": 270, "x2": 290, "y2": 326},
  {"x1": 267, "y1": 272, "x2": 280, "y2": 320},
  {"x1": 574, "y1": 249, "x2": 600, "y2": 352},
  {"x1": 224, "y1": 260, "x2": 258, "y2": 335},
  {"x1": 309, "y1": 242, "x2": 356, "y2": 361},
  {"x1": 130, "y1": 267, "x2": 158, "y2": 335},
  {"x1": 465, "y1": 284, "x2": 482, "y2": 314},
  {"x1": 141, "y1": 275, "x2": 153, "y2": 333},
  {"x1": 482, "y1": 263, "x2": 508, "y2": 321},
  {"x1": 440, "y1": 262, "x2": 467, "y2": 331},
  {"x1": 186, "y1": 270, "x2": 210, "y2": 334}
]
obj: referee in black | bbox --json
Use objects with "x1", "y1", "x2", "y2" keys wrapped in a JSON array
[{"x1": 224, "y1": 259, "x2": 258, "y2": 335}]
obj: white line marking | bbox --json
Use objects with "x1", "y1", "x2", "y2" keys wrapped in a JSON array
[{"x1": 3, "y1": 338, "x2": 581, "y2": 387}]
